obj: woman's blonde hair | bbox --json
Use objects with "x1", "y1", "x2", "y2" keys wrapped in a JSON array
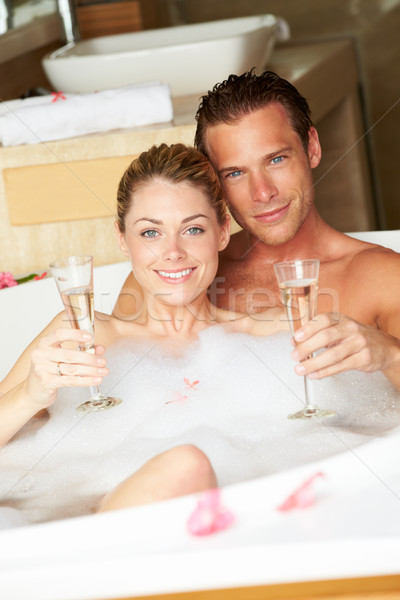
[{"x1": 116, "y1": 143, "x2": 226, "y2": 232}]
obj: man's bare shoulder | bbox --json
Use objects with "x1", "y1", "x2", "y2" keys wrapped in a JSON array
[
  {"x1": 321, "y1": 229, "x2": 398, "y2": 269},
  {"x1": 340, "y1": 236, "x2": 400, "y2": 316},
  {"x1": 340, "y1": 235, "x2": 400, "y2": 333},
  {"x1": 344, "y1": 235, "x2": 400, "y2": 270}
]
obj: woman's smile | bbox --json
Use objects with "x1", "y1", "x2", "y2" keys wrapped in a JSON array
[{"x1": 155, "y1": 267, "x2": 196, "y2": 283}]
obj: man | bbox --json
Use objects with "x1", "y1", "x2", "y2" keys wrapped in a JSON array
[{"x1": 115, "y1": 71, "x2": 400, "y2": 390}]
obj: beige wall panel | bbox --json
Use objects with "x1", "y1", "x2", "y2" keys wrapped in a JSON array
[{"x1": 4, "y1": 157, "x2": 134, "y2": 225}]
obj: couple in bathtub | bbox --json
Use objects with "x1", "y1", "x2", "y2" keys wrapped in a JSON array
[{"x1": 1, "y1": 71, "x2": 399, "y2": 522}]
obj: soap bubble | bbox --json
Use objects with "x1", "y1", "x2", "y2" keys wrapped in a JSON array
[{"x1": 1, "y1": 328, "x2": 399, "y2": 525}]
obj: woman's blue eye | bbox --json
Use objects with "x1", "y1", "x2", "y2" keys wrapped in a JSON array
[
  {"x1": 186, "y1": 226, "x2": 203, "y2": 235},
  {"x1": 142, "y1": 229, "x2": 159, "y2": 238},
  {"x1": 271, "y1": 156, "x2": 283, "y2": 165}
]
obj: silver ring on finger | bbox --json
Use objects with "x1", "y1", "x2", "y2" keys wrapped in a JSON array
[{"x1": 56, "y1": 362, "x2": 63, "y2": 377}]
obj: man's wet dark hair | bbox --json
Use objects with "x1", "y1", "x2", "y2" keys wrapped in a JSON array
[{"x1": 195, "y1": 70, "x2": 314, "y2": 155}]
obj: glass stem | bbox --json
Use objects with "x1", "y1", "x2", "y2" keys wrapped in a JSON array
[
  {"x1": 303, "y1": 375, "x2": 314, "y2": 408},
  {"x1": 90, "y1": 385, "x2": 102, "y2": 399},
  {"x1": 302, "y1": 349, "x2": 316, "y2": 409}
]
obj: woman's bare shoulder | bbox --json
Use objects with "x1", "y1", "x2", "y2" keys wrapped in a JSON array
[
  {"x1": 94, "y1": 311, "x2": 151, "y2": 346},
  {"x1": 94, "y1": 311, "x2": 126, "y2": 345}
]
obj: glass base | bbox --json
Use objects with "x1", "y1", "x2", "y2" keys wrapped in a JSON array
[
  {"x1": 76, "y1": 396, "x2": 122, "y2": 413},
  {"x1": 288, "y1": 405, "x2": 336, "y2": 420}
]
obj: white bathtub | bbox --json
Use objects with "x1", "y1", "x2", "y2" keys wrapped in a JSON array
[
  {"x1": 0, "y1": 230, "x2": 399, "y2": 599},
  {"x1": 42, "y1": 14, "x2": 289, "y2": 96}
]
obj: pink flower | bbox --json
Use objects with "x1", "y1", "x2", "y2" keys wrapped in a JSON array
[
  {"x1": 187, "y1": 489, "x2": 235, "y2": 536},
  {"x1": 0, "y1": 271, "x2": 18, "y2": 289},
  {"x1": 277, "y1": 472, "x2": 325, "y2": 512}
]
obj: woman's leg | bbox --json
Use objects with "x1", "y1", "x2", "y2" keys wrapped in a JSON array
[{"x1": 98, "y1": 444, "x2": 217, "y2": 512}]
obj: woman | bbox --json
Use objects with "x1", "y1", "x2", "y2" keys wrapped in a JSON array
[
  {"x1": 0, "y1": 144, "x2": 286, "y2": 522},
  {"x1": 1, "y1": 144, "x2": 398, "y2": 525}
]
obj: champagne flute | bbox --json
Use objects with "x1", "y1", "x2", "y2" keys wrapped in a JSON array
[
  {"x1": 273, "y1": 259, "x2": 335, "y2": 420},
  {"x1": 49, "y1": 255, "x2": 122, "y2": 413}
]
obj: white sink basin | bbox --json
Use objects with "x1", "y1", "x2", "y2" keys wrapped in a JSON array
[{"x1": 42, "y1": 14, "x2": 289, "y2": 96}]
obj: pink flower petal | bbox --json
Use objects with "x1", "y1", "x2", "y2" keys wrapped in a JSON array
[
  {"x1": 34, "y1": 272, "x2": 47, "y2": 281},
  {"x1": 184, "y1": 378, "x2": 200, "y2": 390},
  {"x1": 51, "y1": 91, "x2": 66, "y2": 102},
  {"x1": 165, "y1": 391, "x2": 188, "y2": 405},
  {"x1": 198, "y1": 488, "x2": 221, "y2": 510},
  {"x1": 277, "y1": 472, "x2": 325, "y2": 512},
  {"x1": 187, "y1": 489, "x2": 235, "y2": 536}
]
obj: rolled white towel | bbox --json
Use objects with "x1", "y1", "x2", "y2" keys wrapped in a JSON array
[{"x1": 0, "y1": 81, "x2": 173, "y2": 146}]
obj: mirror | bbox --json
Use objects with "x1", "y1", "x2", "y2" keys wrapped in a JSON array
[{"x1": 0, "y1": 0, "x2": 58, "y2": 34}]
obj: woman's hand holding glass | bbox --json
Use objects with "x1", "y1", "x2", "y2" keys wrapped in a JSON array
[
  {"x1": 49, "y1": 255, "x2": 121, "y2": 412},
  {"x1": 25, "y1": 327, "x2": 108, "y2": 412}
]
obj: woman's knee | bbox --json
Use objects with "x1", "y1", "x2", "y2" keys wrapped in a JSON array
[
  {"x1": 151, "y1": 444, "x2": 217, "y2": 491},
  {"x1": 171, "y1": 444, "x2": 215, "y2": 481},
  {"x1": 99, "y1": 445, "x2": 216, "y2": 513}
]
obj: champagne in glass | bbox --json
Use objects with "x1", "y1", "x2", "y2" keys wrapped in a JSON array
[
  {"x1": 49, "y1": 255, "x2": 121, "y2": 413},
  {"x1": 274, "y1": 259, "x2": 335, "y2": 420}
]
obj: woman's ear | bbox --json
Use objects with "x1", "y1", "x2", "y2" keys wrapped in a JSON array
[
  {"x1": 114, "y1": 221, "x2": 129, "y2": 257},
  {"x1": 307, "y1": 127, "x2": 322, "y2": 168},
  {"x1": 218, "y1": 214, "x2": 231, "y2": 252}
]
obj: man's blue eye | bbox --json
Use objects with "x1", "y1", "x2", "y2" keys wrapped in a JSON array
[
  {"x1": 227, "y1": 170, "x2": 242, "y2": 178},
  {"x1": 142, "y1": 229, "x2": 159, "y2": 238},
  {"x1": 271, "y1": 156, "x2": 283, "y2": 164}
]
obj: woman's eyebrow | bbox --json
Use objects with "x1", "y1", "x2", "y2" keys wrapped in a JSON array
[
  {"x1": 181, "y1": 213, "x2": 209, "y2": 224},
  {"x1": 133, "y1": 217, "x2": 162, "y2": 224},
  {"x1": 134, "y1": 214, "x2": 209, "y2": 225}
]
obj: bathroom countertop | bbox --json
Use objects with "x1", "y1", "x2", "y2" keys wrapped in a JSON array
[{"x1": 0, "y1": 37, "x2": 376, "y2": 275}]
